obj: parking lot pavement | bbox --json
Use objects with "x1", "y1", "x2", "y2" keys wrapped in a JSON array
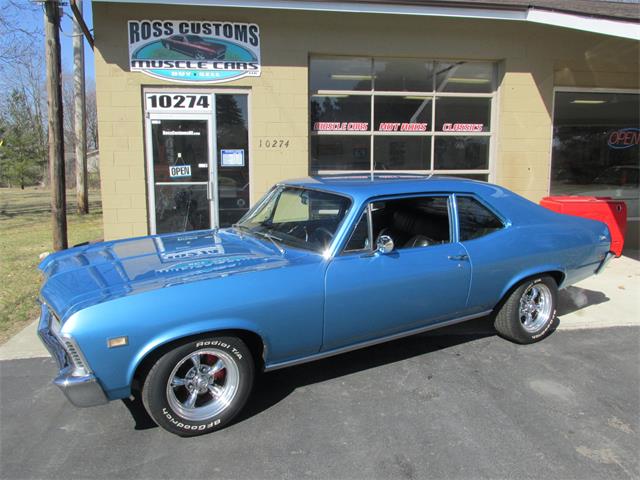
[{"x1": 1, "y1": 326, "x2": 638, "y2": 480}]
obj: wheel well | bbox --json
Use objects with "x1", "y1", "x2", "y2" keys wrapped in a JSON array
[
  {"x1": 131, "y1": 329, "x2": 265, "y2": 394},
  {"x1": 492, "y1": 270, "x2": 565, "y2": 315},
  {"x1": 547, "y1": 271, "x2": 565, "y2": 288}
]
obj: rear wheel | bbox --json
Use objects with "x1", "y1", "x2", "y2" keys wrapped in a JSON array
[
  {"x1": 494, "y1": 276, "x2": 557, "y2": 344},
  {"x1": 142, "y1": 336, "x2": 254, "y2": 436}
]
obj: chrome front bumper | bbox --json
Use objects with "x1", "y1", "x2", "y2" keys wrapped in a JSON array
[{"x1": 37, "y1": 305, "x2": 108, "y2": 407}]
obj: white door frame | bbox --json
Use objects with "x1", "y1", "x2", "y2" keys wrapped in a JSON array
[{"x1": 144, "y1": 107, "x2": 218, "y2": 234}]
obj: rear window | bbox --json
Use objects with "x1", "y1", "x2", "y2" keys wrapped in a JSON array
[{"x1": 456, "y1": 196, "x2": 504, "y2": 241}]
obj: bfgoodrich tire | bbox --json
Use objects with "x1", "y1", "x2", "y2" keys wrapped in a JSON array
[
  {"x1": 142, "y1": 336, "x2": 254, "y2": 437},
  {"x1": 493, "y1": 276, "x2": 557, "y2": 344}
]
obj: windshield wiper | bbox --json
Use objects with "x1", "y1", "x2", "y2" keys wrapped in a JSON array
[
  {"x1": 254, "y1": 231, "x2": 285, "y2": 255},
  {"x1": 232, "y1": 223, "x2": 285, "y2": 255},
  {"x1": 231, "y1": 223, "x2": 250, "y2": 238}
]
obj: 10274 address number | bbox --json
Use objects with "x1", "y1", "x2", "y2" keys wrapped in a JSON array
[{"x1": 259, "y1": 139, "x2": 290, "y2": 149}]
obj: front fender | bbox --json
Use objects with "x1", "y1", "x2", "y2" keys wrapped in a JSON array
[
  {"x1": 125, "y1": 317, "x2": 269, "y2": 392},
  {"x1": 71, "y1": 307, "x2": 270, "y2": 400}
]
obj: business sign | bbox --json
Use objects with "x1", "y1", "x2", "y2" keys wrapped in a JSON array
[
  {"x1": 128, "y1": 20, "x2": 261, "y2": 84},
  {"x1": 608, "y1": 128, "x2": 639, "y2": 149}
]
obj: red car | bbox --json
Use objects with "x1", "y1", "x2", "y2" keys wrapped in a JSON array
[{"x1": 161, "y1": 35, "x2": 226, "y2": 60}]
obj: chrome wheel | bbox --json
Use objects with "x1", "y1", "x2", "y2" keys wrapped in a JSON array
[
  {"x1": 166, "y1": 348, "x2": 239, "y2": 422},
  {"x1": 519, "y1": 283, "x2": 553, "y2": 332}
]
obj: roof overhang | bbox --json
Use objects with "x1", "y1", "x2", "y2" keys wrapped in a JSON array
[{"x1": 92, "y1": 0, "x2": 640, "y2": 41}]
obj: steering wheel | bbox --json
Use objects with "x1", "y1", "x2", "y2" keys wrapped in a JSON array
[
  {"x1": 286, "y1": 224, "x2": 309, "y2": 242},
  {"x1": 314, "y1": 227, "x2": 334, "y2": 246}
]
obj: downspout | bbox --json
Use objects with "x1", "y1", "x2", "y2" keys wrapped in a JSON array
[{"x1": 70, "y1": 0, "x2": 94, "y2": 50}]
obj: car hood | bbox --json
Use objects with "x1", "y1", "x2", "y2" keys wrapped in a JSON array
[{"x1": 38, "y1": 229, "x2": 297, "y2": 322}]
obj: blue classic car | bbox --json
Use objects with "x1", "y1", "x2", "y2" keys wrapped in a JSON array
[{"x1": 38, "y1": 175, "x2": 613, "y2": 436}]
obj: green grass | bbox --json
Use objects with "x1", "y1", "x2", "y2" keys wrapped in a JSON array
[{"x1": 0, "y1": 188, "x2": 103, "y2": 343}]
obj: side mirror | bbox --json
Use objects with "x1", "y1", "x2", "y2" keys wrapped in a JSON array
[{"x1": 376, "y1": 235, "x2": 394, "y2": 255}]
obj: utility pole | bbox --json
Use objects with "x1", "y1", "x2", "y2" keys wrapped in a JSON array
[
  {"x1": 44, "y1": 0, "x2": 67, "y2": 250},
  {"x1": 73, "y1": 0, "x2": 88, "y2": 214}
]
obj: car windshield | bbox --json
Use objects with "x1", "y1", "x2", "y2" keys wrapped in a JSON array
[{"x1": 235, "y1": 186, "x2": 352, "y2": 253}]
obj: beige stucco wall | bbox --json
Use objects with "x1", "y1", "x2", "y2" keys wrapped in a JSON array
[{"x1": 93, "y1": 3, "x2": 639, "y2": 240}]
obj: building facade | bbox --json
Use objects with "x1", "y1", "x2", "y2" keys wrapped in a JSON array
[{"x1": 91, "y1": 0, "x2": 640, "y2": 246}]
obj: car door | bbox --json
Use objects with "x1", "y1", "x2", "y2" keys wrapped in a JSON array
[{"x1": 322, "y1": 194, "x2": 472, "y2": 351}]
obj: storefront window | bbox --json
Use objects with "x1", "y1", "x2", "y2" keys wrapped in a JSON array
[
  {"x1": 311, "y1": 135, "x2": 371, "y2": 171},
  {"x1": 374, "y1": 96, "x2": 432, "y2": 131},
  {"x1": 434, "y1": 137, "x2": 489, "y2": 170},
  {"x1": 435, "y1": 62, "x2": 494, "y2": 93},
  {"x1": 311, "y1": 95, "x2": 371, "y2": 130},
  {"x1": 374, "y1": 137, "x2": 431, "y2": 170},
  {"x1": 374, "y1": 58, "x2": 434, "y2": 92},
  {"x1": 434, "y1": 97, "x2": 491, "y2": 132},
  {"x1": 309, "y1": 56, "x2": 372, "y2": 91},
  {"x1": 309, "y1": 56, "x2": 495, "y2": 176},
  {"x1": 551, "y1": 91, "x2": 640, "y2": 222}
]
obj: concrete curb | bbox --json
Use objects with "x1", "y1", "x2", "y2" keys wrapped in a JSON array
[
  {"x1": 1, "y1": 256, "x2": 637, "y2": 362},
  {"x1": 0, "y1": 320, "x2": 48, "y2": 361}
]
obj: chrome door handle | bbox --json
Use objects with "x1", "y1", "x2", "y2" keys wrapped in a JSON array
[{"x1": 448, "y1": 254, "x2": 469, "y2": 261}]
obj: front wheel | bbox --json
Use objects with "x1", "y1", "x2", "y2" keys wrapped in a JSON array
[
  {"x1": 142, "y1": 336, "x2": 254, "y2": 436},
  {"x1": 494, "y1": 276, "x2": 557, "y2": 344}
]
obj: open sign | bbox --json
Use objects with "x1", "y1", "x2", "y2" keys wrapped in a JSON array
[
  {"x1": 608, "y1": 128, "x2": 640, "y2": 149},
  {"x1": 169, "y1": 165, "x2": 192, "y2": 178}
]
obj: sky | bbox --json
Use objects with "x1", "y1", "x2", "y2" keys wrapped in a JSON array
[{"x1": 20, "y1": 0, "x2": 96, "y2": 81}]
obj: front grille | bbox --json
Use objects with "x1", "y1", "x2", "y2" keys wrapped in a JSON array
[
  {"x1": 37, "y1": 303, "x2": 90, "y2": 375},
  {"x1": 63, "y1": 339, "x2": 88, "y2": 373}
]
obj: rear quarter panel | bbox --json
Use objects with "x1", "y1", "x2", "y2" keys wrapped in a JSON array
[{"x1": 462, "y1": 191, "x2": 610, "y2": 311}]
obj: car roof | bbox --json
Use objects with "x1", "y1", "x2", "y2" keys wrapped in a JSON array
[{"x1": 281, "y1": 174, "x2": 505, "y2": 202}]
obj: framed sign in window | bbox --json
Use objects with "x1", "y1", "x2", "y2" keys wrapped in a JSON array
[{"x1": 220, "y1": 149, "x2": 245, "y2": 167}]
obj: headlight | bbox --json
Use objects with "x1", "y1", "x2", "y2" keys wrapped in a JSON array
[{"x1": 50, "y1": 309, "x2": 62, "y2": 335}]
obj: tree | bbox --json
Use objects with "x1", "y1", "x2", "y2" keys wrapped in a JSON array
[
  {"x1": 0, "y1": 0, "x2": 42, "y2": 68},
  {"x1": 61, "y1": 73, "x2": 99, "y2": 185},
  {"x1": 0, "y1": 90, "x2": 47, "y2": 188},
  {"x1": 86, "y1": 88, "x2": 99, "y2": 151}
]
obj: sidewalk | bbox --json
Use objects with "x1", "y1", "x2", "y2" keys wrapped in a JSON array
[{"x1": 1, "y1": 254, "x2": 638, "y2": 361}]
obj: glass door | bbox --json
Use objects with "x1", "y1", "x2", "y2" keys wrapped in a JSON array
[
  {"x1": 215, "y1": 93, "x2": 250, "y2": 227},
  {"x1": 145, "y1": 92, "x2": 217, "y2": 234}
]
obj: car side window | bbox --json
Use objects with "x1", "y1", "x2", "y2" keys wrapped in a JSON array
[
  {"x1": 344, "y1": 210, "x2": 370, "y2": 252},
  {"x1": 344, "y1": 196, "x2": 450, "y2": 251},
  {"x1": 456, "y1": 196, "x2": 504, "y2": 241}
]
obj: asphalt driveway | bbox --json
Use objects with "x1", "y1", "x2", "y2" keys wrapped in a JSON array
[{"x1": 1, "y1": 326, "x2": 638, "y2": 480}]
